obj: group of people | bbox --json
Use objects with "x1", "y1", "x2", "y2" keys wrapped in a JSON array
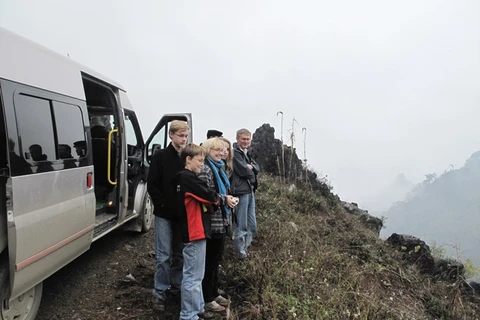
[{"x1": 147, "y1": 121, "x2": 260, "y2": 320}]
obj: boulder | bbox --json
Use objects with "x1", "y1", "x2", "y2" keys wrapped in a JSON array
[{"x1": 386, "y1": 233, "x2": 435, "y2": 274}]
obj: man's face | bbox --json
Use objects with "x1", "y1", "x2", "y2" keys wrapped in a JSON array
[
  {"x1": 237, "y1": 134, "x2": 251, "y2": 150},
  {"x1": 170, "y1": 129, "x2": 189, "y2": 149}
]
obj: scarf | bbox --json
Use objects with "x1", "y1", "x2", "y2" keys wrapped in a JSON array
[{"x1": 207, "y1": 157, "x2": 231, "y2": 215}]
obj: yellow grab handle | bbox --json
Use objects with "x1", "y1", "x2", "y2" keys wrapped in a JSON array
[{"x1": 107, "y1": 128, "x2": 118, "y2": 185}]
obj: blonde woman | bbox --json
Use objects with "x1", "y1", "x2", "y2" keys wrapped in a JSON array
[
  {"x1": 198, "y1": 138, "x2": 238, "y2": 313},
  {"x1": 218, "y1": 137, "x2": 233, "y2": 178}
]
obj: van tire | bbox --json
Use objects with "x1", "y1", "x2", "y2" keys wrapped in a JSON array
[
  {"x1": 141, "y1": 194, "x2": 153, "y2": 233},
  {"x1": 1, "y1": 282, "x2": 42, "y2": 320}
]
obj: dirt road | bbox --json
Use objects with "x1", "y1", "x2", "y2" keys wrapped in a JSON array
[{"x1": 36, "y1": 228, "x2": 172, "y2": 320}]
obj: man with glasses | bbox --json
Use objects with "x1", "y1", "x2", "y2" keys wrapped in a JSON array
[{"x1": 147, "y1": 120, "x2": 190, "y2": 310}]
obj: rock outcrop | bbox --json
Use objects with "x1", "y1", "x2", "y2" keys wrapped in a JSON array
[
  {"x1": 342, "y1": 201, "x2": 383, "y2": 236},
  {"x1": 250, "y1": 123, "x2": 337, "y2": 203}
]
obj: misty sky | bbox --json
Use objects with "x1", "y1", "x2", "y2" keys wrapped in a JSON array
[{"x1": 1, "y1": 1, "x2": 479, "y2": 207}]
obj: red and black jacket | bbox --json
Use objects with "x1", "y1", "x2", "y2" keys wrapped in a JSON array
[{"x1": 175, "y1": 169, "x2": 218, "y2": 243}]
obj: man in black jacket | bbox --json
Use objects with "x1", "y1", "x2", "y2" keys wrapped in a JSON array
[
  {"x1": 230, "y1": 128, "x2": 260, "y2": 259},
  {"x1": 147, "y1": 120, "x2": 190, "y2": 309}
]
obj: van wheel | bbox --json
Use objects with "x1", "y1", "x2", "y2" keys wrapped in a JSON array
[
  {"x1": 141, "y1": 194, "x2": 153, "y2": 233},
  {"x1": 1, "y1": 282, "x2": 42, "y2": 320}
]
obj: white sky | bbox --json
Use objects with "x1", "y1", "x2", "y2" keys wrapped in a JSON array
[{"x1": 1, "y1": 0, "x2": 479, "y2": 205}]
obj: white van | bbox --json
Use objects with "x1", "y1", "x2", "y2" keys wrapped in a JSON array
[{"x1": 0, "y1": 27, "x2": 192, "y2": 319}]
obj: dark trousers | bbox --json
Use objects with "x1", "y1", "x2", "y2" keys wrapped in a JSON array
[{"x1": 202, "y1": 234, "x2": 226, "y2": 302}]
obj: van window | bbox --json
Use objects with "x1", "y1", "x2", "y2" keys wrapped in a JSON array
[
  {"x1": 15, "y1": 95, "x2": 56, "y2": 167},
  {"x1": 125, "y1": 114, "x2": 138, "y2": 147},
  {"x1": 12, "y1": 94, "x2": 87, "y2": 175},
  {"x1": 148, "y1": 126, "x2": 167, "y2": 157},
  {"x1": 53, "y1": 101, "x2": 86, "y2": 163}
]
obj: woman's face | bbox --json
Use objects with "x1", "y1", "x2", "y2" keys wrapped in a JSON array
[
  {"x1": 208, "y1": 145, "x2": 223, "y2": 162},
  {"x1": 220, "y1": 142, "x2": 230, "y2": 160}
]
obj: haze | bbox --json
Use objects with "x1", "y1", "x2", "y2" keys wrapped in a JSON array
[{"x1": 1, "y1": 0, "x2": 479, "y2": 208}]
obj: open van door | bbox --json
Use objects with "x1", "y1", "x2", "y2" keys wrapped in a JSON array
[{"x1": 145, "y1": 113, "x2": 193, "y2": 166}]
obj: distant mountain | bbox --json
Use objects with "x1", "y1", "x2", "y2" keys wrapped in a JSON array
[
  {"x1": 361, "y1": 173, "x2": 415, "y2": 214},
  {"x1": 381, "y1": 150, "x2": 480, "y2": 271}
]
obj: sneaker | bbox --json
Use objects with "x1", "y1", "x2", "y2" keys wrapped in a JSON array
[
  {"x1": 198, "y1": 310, "x2": 215, "y2": 319},
  {"x1": 152, "y1": 296, "x2": 165, "y2": 311},
  {"x1": 204, "y1": 300, "x2": 226, "y2": 312},
  {"x1": 166, "y1": 289, "x2": 181, "y2": 304},
  {"x1": 237, "y1": 251, "x2": 248, "y2": 260},
  {"x1": 214, "y1": 295, "x2": 230, "y2": 307}
]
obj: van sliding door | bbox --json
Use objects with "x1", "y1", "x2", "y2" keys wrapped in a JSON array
[{"x1": 1, "y1": 80, "x2": 94, "y2": 300}]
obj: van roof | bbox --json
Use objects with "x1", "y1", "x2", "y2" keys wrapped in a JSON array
[{"x1": 0, "y1": 27, "x2": 125, "y2": 101}]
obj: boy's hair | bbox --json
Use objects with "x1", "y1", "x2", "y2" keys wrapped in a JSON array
[
  {"x1": 181, "y1": 143, "x2": 205, "y2": 164},
  {"x1": 169, "y1": 120, "x2": 190, "y2": 134},
  {"x1": 236, "y1": 128, "x2": 251, "y2": 138},
  {"x1": 201, "y1": 137, "x2": 225, "y2": 153}
]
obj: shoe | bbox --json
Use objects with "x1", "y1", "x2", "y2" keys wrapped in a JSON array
[
  {"x1": 166, "y1": 289, "x2": 181, "y2": 304},
  {"x1": 217, "y1": 288, "x2": 226, "y2": 296},
  {"x1": 198, "y1": 310, "x2": 215, "y2": 319},
  {"x1": 152, "y1": 296, "x2": 165, "y2": 311},
  {"x1": 214, "y1": 295, "x2": 230, "y2": 307},
  {"x1": 236, "y1": 251, "x2": 248, "y2": 260},
  {"x1": 204, "y1": 301, "x2": 226, "y2": 312}
]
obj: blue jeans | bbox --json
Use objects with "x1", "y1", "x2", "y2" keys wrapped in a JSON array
[
  {"x1": 180, "y1": 240, "x2": 207, "y2": 320},
  {"x1": 234, "y1": 191, "x2": 257, "y2": 256},
  {"x1": 153, "y1": 216, "x2": 183, "y2": 300}
]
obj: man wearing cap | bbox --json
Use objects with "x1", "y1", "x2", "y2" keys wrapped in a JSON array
[{"x1": 206, "y1": 129, "x2": 223, "y2": 139}]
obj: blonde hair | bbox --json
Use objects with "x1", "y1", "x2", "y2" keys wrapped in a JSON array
[
  {"x1": 218, "y1": 137, "x2": 233, "y2": 170},
  {"x1": 236, "y1": 128, "x2": 251, "y2": 138},
  {"x1": 169, "y1": 120, "x2": 190, "y2": 134},
  {"x1": 201, "y1": 137, "x2": 225, "y2": 153}
]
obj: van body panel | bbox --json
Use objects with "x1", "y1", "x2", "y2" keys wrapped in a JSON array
[
  {"x1": 119, "y1": 90, "x2": 134, "y2": 112},
  {"x1": 0, "y1": 78, "x2": 94, "y2": 300},
  {"x1": 8, "y1": 167, "x2": 94, "y2": 298}
]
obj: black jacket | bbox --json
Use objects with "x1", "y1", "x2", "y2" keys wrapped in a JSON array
[
  {"x1": 147, "y1": 143, "x2": 183, "y2": 220},
  {"x1": 174, "y1": 169, "x2": 218, "y2": 243},
  {"x1": 230, "y1": 143, "x2": 260, "y2": 195}
]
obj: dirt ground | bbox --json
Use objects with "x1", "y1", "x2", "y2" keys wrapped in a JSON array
[{"x1": 36, "y1": 228, "x2": 177, "y2": 320}]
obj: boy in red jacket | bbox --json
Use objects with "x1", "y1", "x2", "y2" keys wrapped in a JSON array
[{"x1": 175, "y1": 143, "x2": 219, "y2": 320}]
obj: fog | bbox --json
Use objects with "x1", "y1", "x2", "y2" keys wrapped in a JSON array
[{"x1": 1, "y1": 0, "x2": 479, "y2": 207}]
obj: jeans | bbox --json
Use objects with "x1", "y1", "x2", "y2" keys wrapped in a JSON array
[
  {"x1": 202, "y1": 235, "x2": 225, "y2": 302},
  {"x1": 234, "y1": 191, "x2": 257, "y2": 256},
  {"x1": 180, "y1": 240, "x2": 207, "y2": 320},
  {"x1": 153, "y1": 216, "x2": 183, "y2": 300}
]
